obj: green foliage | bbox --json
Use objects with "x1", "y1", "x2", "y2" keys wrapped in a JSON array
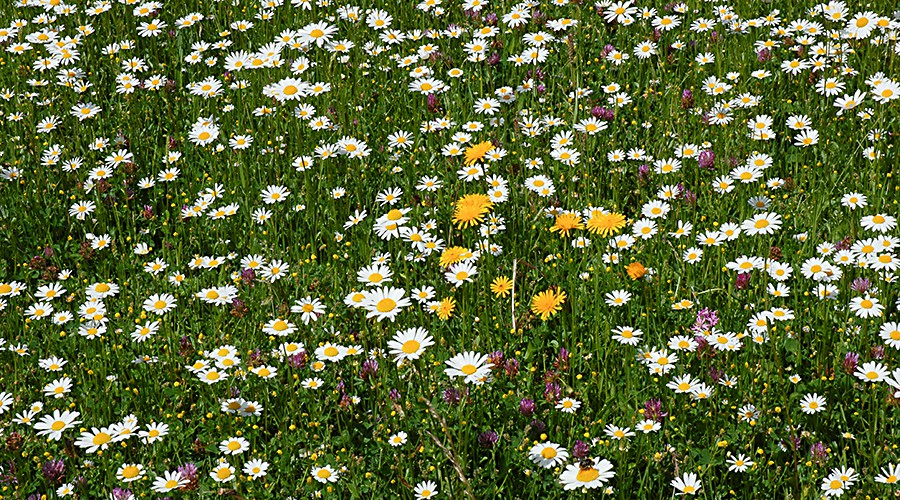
[{"x1": 0, "y1": 0, "x2": 898, "y2": 498}]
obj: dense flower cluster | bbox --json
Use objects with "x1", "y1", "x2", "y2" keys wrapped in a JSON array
[{"x1": 0, "y1": 0, "x2": 897, "y2": 497}]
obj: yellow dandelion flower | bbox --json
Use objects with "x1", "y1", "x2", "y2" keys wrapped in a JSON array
[
  {"x1": 550, "y1": 213, "x2": 585, "y2": 237},
  {"x1": 464, "y1": 140, "x2": 494, "y2": 166},
  {"x1": 626, "y1": 262, "x2": 647, "y2": 280},
  {"x1": 531, "y1": 288, "x2": 566, "y2": 321},
  {"x1": 585, "y1": 211, "x2": 627, "y2": 237},
  {"x1": 452, "y1": 194, "x2": 493, "y2": 229},
  {"x1": 490, "y1": 276, "x2": 513, "y2": 297},
  {"x1": 437, "y1": 297, "x2": 456, "y2": 320},
  {"x1": 440, "y1": 246, "x2": 473, "y2": 267}
]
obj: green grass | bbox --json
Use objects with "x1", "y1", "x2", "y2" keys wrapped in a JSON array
[{"x1": 0, "y1": 0, "x2": 899, "y2": 498}]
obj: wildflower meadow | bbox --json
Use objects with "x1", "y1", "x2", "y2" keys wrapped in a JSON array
[{"x1": 0, "y1": 0, "x2": 899, "y2": 497}]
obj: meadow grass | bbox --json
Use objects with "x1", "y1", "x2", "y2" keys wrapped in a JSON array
[{"x1": 0, "y1": 0, "x2": 899, "y2": 498}]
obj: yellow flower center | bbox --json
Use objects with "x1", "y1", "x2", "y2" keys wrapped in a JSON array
[
  {"x1": 376, "y1": 298, "x2": 397, "y2": 312},
  {"x1": 402, "y1": 340, "x2": 421, "y2": 354},
  {"x1": 576, "y1": 468, "x2": 600, "y2": 482},
  {"x1": 121, "y1": 466, "x2": 140, "y2": 479}
]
